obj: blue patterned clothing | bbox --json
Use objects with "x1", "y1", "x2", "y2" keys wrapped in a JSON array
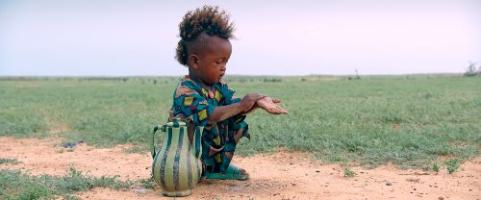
[{"x1": 168, "y1": 76, "x2": 249, "y2": 173}]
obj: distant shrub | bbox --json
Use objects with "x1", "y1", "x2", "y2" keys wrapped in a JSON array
[
  {"x1": 348, "y1": 69, "x2": 361, "y2": 80},
  {"x1": 263, "y1": 78, "x2": 282, "y2": 83},
  {"x1": 464, "y1": 62, "x2": 479, "y2": 77}
]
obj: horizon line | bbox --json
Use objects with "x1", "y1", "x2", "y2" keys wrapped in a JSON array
[{"x1": 0, "y1": 72, "x2": 469, "y2": 78}]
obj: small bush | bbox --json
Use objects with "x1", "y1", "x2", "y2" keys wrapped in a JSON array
[
  {"x1": 343, "y1": 167, "x2": 357, "y2": 177},
  {"x1": 445, "y1": 159, "x2": 460, "y2": 174},
  {"x1": 432, "y1": 163, "x2": 440, "y2": 172},
  {"x1": 139, "y1": 178, "x2": 156, "y2": 189}
]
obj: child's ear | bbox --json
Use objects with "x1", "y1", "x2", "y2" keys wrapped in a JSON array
[{"x1": 189, "y1": 54, "x2": 200, "y2": 70}]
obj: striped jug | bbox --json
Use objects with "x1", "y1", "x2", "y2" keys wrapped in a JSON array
[{"x1": 151, "y1": 119, "x2": 204, "y2": 197}]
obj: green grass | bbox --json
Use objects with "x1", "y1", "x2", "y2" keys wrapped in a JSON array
[
  {"x1": 1, "y1": 75, "x2": 480, "y2": 169},
  {"x1": 0, "y1": 167, "x2": 132, "y2": 200},
  {"x1": 0, "y1": 158, "x2": 20, "y2": 165}
]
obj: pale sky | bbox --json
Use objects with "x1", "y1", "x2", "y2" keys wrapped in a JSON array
[{"x1": 0, "y1": 0, "x2": 480, "y2": 76}]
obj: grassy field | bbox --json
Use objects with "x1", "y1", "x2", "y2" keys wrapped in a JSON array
[{"x1": 1, "y1": 75, "x2": 480, "y2": 170}]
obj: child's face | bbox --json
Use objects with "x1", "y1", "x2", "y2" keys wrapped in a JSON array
[{"x1": 190, "y1": 36, "x2": 232, "y2": 85}]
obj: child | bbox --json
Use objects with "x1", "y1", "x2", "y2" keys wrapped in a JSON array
[{"x1": 168, "y1": 5, "x2": 287, "y2": 180}]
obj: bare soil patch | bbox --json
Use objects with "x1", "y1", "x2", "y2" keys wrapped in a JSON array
[{"x1": 1, "y1": 137, "x2": 479, "y2": 200}]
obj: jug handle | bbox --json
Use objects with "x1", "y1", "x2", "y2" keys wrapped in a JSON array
[{"x1": 151, "y1": 124, "x2": 166, "y2": 159}]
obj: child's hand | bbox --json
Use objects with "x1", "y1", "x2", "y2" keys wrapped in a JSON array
[
  {"x1": 240, "y1": 93, "x2": 264, "y2": 112},
  {"x1": 257, "y1": 96, "x2": 288, "y2": 115}
]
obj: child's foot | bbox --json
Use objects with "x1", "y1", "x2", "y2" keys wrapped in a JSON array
[{"x1": 204, "y1": 164, "x2": 249, "y2": 181}]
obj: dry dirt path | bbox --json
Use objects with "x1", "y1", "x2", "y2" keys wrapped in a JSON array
[{"x1": 0, "y1": 137, "x2": 479, "y2": 200}]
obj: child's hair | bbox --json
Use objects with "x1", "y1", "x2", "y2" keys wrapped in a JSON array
[{"x1": 175, "y1": 5, "x2": 235, "y2": 66}]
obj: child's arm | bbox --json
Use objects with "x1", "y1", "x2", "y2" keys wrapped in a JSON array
[{"x1": 207, "y1": 93, "x2": 263, "y2": 124}]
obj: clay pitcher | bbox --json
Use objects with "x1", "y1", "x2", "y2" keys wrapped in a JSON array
[{"x1": 151, "y1": 119, "x2": 204, "y2": 197}]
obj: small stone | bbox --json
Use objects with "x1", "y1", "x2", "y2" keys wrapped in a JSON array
[
  {"x1": 132, "y1": 187, "x2": 146, "y2": 194},
  {"x1": 438, "y1": 197, "x2": 444, "y2": 200},
  {"x1": 385, "y1": 182, "x2": 392, "y2": 186}
]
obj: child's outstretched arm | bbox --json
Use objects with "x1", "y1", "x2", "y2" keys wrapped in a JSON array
[{"x1": 207, "y1": 93, "x2": 264, "y2": 124}]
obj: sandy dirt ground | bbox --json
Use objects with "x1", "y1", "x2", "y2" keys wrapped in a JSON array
[{"x1": 0, "y1": 136, "x2": 480, "y2": 200}]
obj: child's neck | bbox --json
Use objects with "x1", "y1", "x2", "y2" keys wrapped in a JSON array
[{"x1": 188, "y1": 72, "x2": 215, "y2": 89}]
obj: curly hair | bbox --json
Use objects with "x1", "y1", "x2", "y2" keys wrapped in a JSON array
[{"x1": 175, "y1": 5, "x2": 235, "y2": 66}]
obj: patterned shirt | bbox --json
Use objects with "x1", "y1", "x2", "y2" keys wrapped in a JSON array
[{"x1": 169, "y1": 76, "x2": 249, "y2": 173}]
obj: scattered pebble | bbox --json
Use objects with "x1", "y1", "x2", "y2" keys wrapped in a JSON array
[
  {"x1": 406, "y1": 178, "x2": 420, "y2": 183},
  {"x1": 132, "y1": 187, "x2": 147, "y2": 194},
  {"x1": 62, "y1": 140, "x2": 84, "y2": 148}
]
